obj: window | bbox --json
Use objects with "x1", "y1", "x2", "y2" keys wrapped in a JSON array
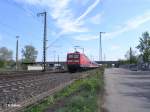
[
  {"x1": 74, "y1": 54, "x2": 79, "y2": 58},
  {"x1": 68, "y1": 54, "x2": 73, "y2": 58}
]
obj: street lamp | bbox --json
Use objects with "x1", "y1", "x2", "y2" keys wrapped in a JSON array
[
  {"x1": 99, "y1": 32, "x2": 105, "y2": 61},
  {"x1": 16, "y1": 36, "x2": 19, "y2": 70}
]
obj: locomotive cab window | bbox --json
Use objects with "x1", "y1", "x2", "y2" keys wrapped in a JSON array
[
  {"x1": 68, "y1": 54, "x2": 73, "y2": 58},
  {"x1": 74, "y1": 54, "x2": 79, "y2": 58}
]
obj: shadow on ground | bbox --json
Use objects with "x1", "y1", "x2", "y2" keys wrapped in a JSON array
[{"x1": 120, "y1": 71, "x2": 150, "y2": 109}]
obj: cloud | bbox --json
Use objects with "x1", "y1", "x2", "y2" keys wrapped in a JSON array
[
  {"x1": 15, "y1": 0, "x2": 72, "y2": 20},
  {"x1": 111, "y1": 45, "x2": 121, "y2": 50},
  {"x1": 14, "y1": 0, "x2": 43, "y2": 5},
  {"x1": 104, "y1": 10, "x2": 150, "y2": 39},
  {"x1": 15, "y1": 0, "x2": 82, "y2": 33},
  {"x1": 15, "y1": 0, "x2": 100, "y2": 35},
  {"x1": 75, "y1": 0, "x2": 90, "y2": 6},
  {"x1": 73, "y1": 34, "x2": 98, "y2": 41},
  {"x1": 89, "y1": 13, "x2": 102, "y2": 24},
  {"x1": 56, "y1": 18, "x2": 89, "y2": 34},
  {"x1": 76, "y1": 0, "x2": 100, "y2": 22},
  {"x1": 58, "y1": 0, "x2": 100, "y2": 34}
]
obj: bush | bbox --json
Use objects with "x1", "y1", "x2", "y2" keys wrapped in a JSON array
[{"x1": 0, "y1": 60, "x2": 5, "y2": 68}]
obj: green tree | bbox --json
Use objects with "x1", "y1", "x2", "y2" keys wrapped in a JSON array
[
  {"x1": 0, "y1": 47, "x2": 13, "y2": 68},
  {"x1": 0, "y1": 47, "x2": 13, "y2": 61},
  {"x1": 136, "y1": 32, "x2": 150, "y2": 62},
  {"x1": 0, "y1": 60, "x2": 5, "y2": 68},
  {"x1": 125, "y1": 47, "x2": 137, "y2": 64},
  {"x1": 22, "y1": 45, "x2": 38, "y2": 63}
]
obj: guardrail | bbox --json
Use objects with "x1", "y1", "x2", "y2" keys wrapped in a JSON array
[{"x1": 119, "y1": 63, "x2": 150, "y2": 71}]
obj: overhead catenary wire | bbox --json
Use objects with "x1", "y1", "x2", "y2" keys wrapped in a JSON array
[
  {"x1": 0, "y1": 0, "x2": 41, "y2": 41},
  {"x1": 3, "y1": 1, "x2": 51, "y2": 43},
  {"x1": 1, "y1": 0, "x2": 95, "y2": 62},
  {"x1": 2, "y1": 0, "x2": 62, "y2": 49},
  {"x1": 6, "y1": 0, "x2": 39, "y2": 21}
]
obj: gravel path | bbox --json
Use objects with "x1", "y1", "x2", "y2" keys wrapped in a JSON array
[{"x1": 103, "y1": 68, "x2": 150, "y2": 112}]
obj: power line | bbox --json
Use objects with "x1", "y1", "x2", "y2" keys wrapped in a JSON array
[
  {"x1": 4, "y1": 0, "x2": 61, "y2": 49},
  {"x1": 0, "y1": 1, "x2": 40, "y2": 40},
  {"x1": 6, "y1": 0, "x2": 39, "y2": 21},
  {"x1": 47, "y1": 37, "x2": 62, "y2": 48},
  {"x1": 0, "y1": 22, "x2": 33, "y2": 46},
  {"x1": 0, "y1": 18, "x2": 21, "y2": 39},
  {"x1": 47, "y1": 32, "x2": 71, "y2": 50},
  {"x1": 6, "y1": 0, "x2": 53, "y2": 44}
]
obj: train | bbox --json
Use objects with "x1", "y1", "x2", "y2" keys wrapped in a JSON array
[{"x1": 67, "y1": 51, "x2": 99, "y2": 72}]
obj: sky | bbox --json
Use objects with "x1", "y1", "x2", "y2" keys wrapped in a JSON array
[{"x1": 0, "y1": 0, "x2": 150, "y2": 61}]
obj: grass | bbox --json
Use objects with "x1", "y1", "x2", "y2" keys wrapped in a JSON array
[
  {"x1": 56, "y1": 69, "x2": 104, "y2": 112},
  {"x1": 24, "y1": 68, "x2": 104, "y2": 112}
]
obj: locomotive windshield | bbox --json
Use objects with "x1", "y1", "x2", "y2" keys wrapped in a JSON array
[
  {"x1": 68, "y1": 54, "x2": 79, "y2": 59},
  {"x1": 74, "y1": 54, "x2": 79, "y2": 58},
  {"x1": 68, "y1": 54, "x2": 73, "y2": 58}
]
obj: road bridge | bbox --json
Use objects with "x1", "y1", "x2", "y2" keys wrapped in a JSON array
[{"x1": 96, "y1": 61, "x2": 120, "y2": 67}]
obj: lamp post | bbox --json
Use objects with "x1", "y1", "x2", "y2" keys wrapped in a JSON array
[
  {"x1": 99, "y1": 32, "x2": 105, "y2": 61},
  {"x1": 16, "y1": 36, "x2": 19, "y2": 70}
]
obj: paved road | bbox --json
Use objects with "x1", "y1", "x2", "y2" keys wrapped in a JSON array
[{"x1": 103, "y1": 68, "x2": 150, "y2": 112}]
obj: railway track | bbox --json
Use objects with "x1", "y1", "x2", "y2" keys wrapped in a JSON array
[
  {"x1": 0, "y1": 70, "x2": 67, "y2": 77},
  {"x1": 0, "y1": 71, "x2": 89, "y2": 112}
]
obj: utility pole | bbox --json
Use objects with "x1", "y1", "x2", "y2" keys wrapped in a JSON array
[
  {"x1": 16, "y1": 36, "x2": 19, "y2": 70},
  {"x1": 53, "y1": 51, "x2": 56, "y2": 65},
  {"x1": 82, "y1": 48, "x2": 84, "y2": 53},
  {"x1": 104, "y1": 53, "x2": 106, "y2": 61},
  {"x1": 99, "y1": 32, "x2": 105, "y2": 61},
  {"x1": 57, "y1": 55, "x2": 59, "y2": 65},
  {"x1": 130, "y1": 47, "x2": 132, "y2": 64},
  {"x1": 37, "y1": 12, "x2": 47, "y2": 71}
]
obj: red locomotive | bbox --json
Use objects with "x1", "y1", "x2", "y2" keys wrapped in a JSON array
[{"x1": 67, "y1": 51, "x2": 99, "y2": 72}]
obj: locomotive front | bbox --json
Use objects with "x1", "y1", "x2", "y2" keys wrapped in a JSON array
[{"x1": 67, "y1": 52, "x2": 80, "y2": 72}]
